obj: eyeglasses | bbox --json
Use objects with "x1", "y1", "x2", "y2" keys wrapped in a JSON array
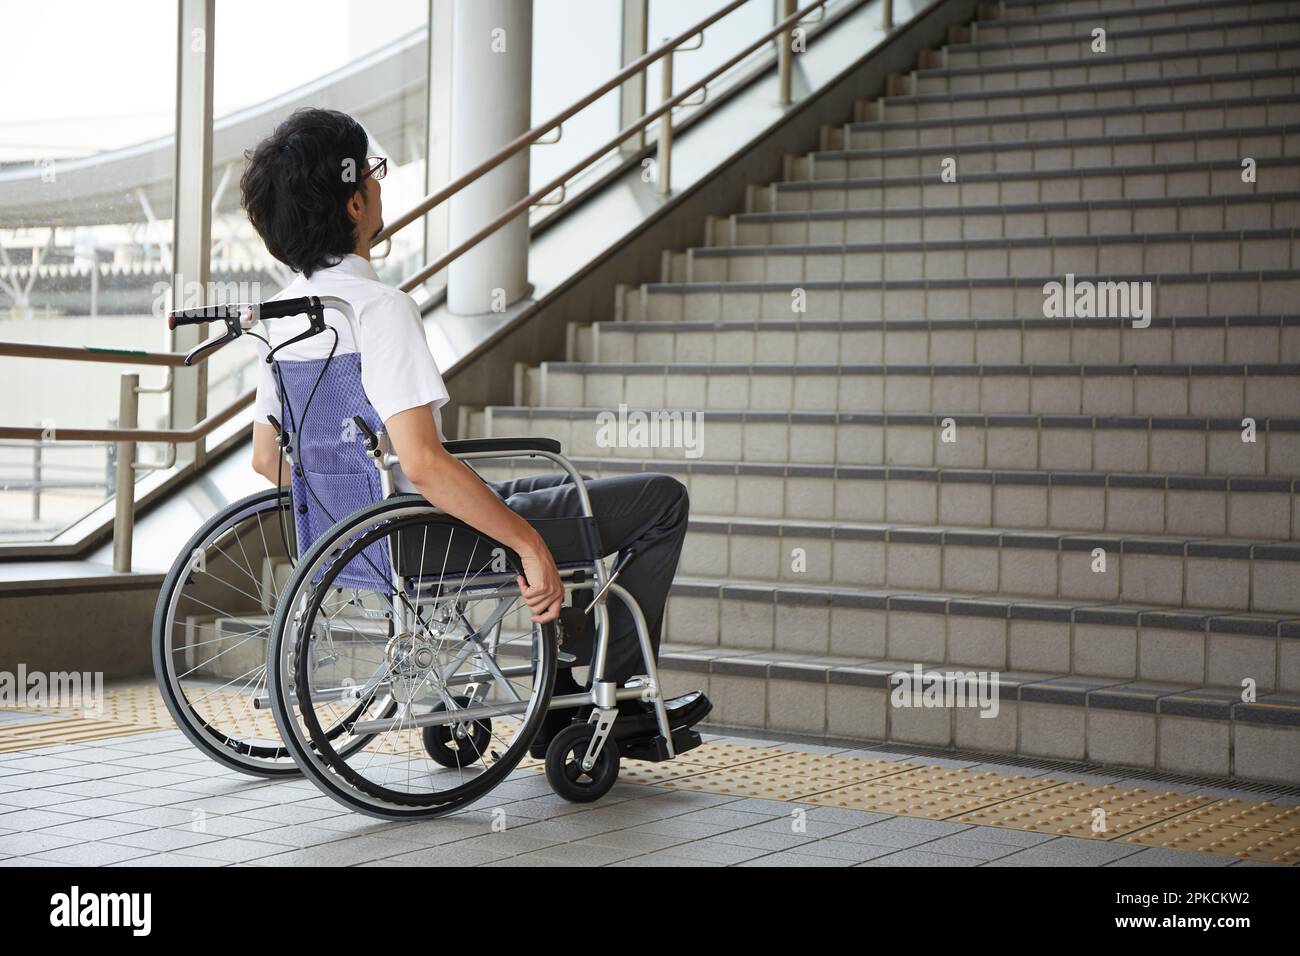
[{"x1": 362, "y1": 156, "x2": 388, "y2": 181}]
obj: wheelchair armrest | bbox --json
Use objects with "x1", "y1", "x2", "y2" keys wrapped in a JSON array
[{"x1": 442, "y1": 437, "x2": 561, "y2": 456}]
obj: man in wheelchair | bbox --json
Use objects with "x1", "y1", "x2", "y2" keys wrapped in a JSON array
[{"x1": 242, "y1": 108, "x2": 710, "y2": 756}]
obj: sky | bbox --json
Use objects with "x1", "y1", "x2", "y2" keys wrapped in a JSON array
[{"x1": 0, "y1": 0, "x2": 427, "y2": 160}]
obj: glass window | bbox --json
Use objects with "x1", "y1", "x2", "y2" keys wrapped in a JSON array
[{"x1": 0, "y1": 0, "x2": 177, "y2": 543}]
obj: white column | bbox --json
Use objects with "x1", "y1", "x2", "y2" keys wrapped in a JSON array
[
  {"x1": 169, "y1": 0, "x2": 215, "y2": 465},
  {"x1": 447, "y1": 0, "x2": 532, "y2": 315},
  {"x1": 423, "y1": 0, "x2": 455, "y2": 297}
]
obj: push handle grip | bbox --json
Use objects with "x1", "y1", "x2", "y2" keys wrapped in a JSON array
[
  {"x1": 167, "y1": 304, "x2": 240, "y2": 330},
  {"x1": 167, "y1": 296, "x2": 318, "y2": 329},
  {"x1": 254, "y1": 297, "x2": 318, "y2": 321}
]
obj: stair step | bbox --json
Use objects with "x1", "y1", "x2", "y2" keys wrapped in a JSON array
[
  {"x1": 532, "y1": 358, "x2": 1300, "y2": 419},
  {"x1": 790, "y1": 123, "x2": 1300, "y2": 183},
  {"x1": 622, "y1": 270, "x2": 1300, "y2": 323},
  {"x1": 831, "y1": 94, "x2": 1300, "y2": 154},
  {"x1": 912, "y1": 39, "x2": 1300, "y2": 95},
  {"x1": 1000, "y1": 0, "x2": 1241, "y2": 15},
  {"x1": 483, "y1": 405, "x2": 1300, "y2": 477},
  {"x1": 473, "y1": 454, "x2": 1300, "y2": 540},
  {"x1": 727, "y1": 192, "x2": 1300, "y2": 246},
  {"x1": 660, "y1": 576, "x2": 1300, "y2": 691},
  {"x1": 674, "y1": 515, "x2": 1300, "y2": 613},
  {"x1": 581, "y1": 315, "x2": 1300, "y2": 366},
  {"x1": 860, "y1": 65, "x2": 1300, "y2": 123},
  {"x1": 968, "y1": 0, "x2": 1300, "y2": 40},
  {"x1": 652, "y1": 641, "x2": 1300, "y2": 782},
  {"x1": 672, "y1": 228, "x2": 1300, "y2": 284},
  {"x1": 952, "y1": 10, "x2": 1300, "y2": 69}
]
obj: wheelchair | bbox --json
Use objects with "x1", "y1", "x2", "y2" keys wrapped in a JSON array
[{"x1": 153, "y1": 294, "x2": 703, "y2": 819}]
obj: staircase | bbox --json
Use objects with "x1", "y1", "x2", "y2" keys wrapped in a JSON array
[{"x1": 470, "y1": 0, "x2": 1300, "y2": 784}]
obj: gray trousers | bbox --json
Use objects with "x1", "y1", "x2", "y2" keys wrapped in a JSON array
[{"x1": 486, "y1": 471, "x2": 690, "y2": 685}]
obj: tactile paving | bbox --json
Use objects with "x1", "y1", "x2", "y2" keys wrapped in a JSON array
[
  {"x1": 799, "y1": 780, "x2": 1004, "y2": 819},
  {"x1": 616, "y1": 760, "x2": 717, "y2": 786},
  {"x1": 658, "y1": 765, "x2": 842, "y2": 799},
  {"x1": 1015, "y1": 782, "x2": 1215, "y2": 816},
  {"x1": 954, "y1": 801, "x2": 1181, "y2": 839},
  {"x1": 0, "y1": 716, "x2": 157, "y2": 752},
  {"x1": 1156, "y1": 798, "x2": 1300, "y2": 834},
  {"x1": 1124, "y1": 817, "x2": 1300, "y2": 865},
  {"x1": 741, "y1": 752, "x2": 918, "y2": 783},
  {"x1": 668, "y1": 741, "x2": 786, "y2": 768},
  {"x1": 883, "y1": 766, "x2": 1062, "y2": 800}
]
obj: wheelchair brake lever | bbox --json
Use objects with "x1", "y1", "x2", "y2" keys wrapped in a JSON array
[
  {"x1": 585, "y1": 548, "x2": 638, "y2": 613},
  {"x1": 264, "y1": 297, "x2": 328, "y2": 364},
  {"x1": 351, "y1": 415, "x2": 380, "y2": 453},
  {"x1": 267, "y1": 414, "x2": 290, "y2": 450},
  {"x1": 180, "y1": 306, "x2": 249, "y2": 367}
]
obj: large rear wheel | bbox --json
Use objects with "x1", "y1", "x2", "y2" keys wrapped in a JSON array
[{"x1": 266, "y1": 497, "x2": 557, "y2": 819}]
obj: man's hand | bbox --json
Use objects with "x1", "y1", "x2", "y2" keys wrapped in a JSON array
[{"x1": 517, "y1": 545, "x2": 564, "y2": 624}]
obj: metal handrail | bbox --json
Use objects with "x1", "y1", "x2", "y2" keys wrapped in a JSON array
[
  {"x1": 0, "y1": 0, "x2": 891, "y2": 569},
  {"x1": 0, "y1": 341, "x2": 196, "y2": 367},
  {"x1": 0, "y1": 391, "x2": 252, "y2": 444}
]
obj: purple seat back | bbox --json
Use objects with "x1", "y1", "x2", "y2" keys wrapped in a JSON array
[{"x1": 273, "y1": 352, "x2": 390, "y2": 592}]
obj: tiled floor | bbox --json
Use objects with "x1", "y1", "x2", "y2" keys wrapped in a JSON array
[{"x1": 0, "y1": 710, "x2": 1290, "y2": 867}]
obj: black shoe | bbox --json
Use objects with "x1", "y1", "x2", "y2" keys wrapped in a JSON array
[
  {"x1": 528, "y1": 688, "x2": 712, "y2": 759},
  {"x1": 611, "y1": 690, "x2": 711, "y2": 742}
]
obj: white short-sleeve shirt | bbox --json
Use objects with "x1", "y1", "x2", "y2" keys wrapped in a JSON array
[{"x1": 252, "y1": 254, "x2": 448, "y2": 493}]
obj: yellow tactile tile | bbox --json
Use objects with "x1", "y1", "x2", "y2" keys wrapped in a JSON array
[
  {"x1": 883, "y1": 766, "x2": 1062, "y2": 800},
  {"x1": 798, "y1": 781, "x2": 1004, "y2": 819},
  {"x1": 0, "y1": 716, "x2": 158, "y2": 752},
  {"x1": 658, "y1": 765, "x2": 841, "y2": 799},
  {"x1": 616, "y1": 760, "x2": 716, "y2": 785},
  {"x1": 667, "y1": 741, "x2": 786, "y2": 769},
  {"x1": 1015, "y1": 782, "x2": 1214, "y2": 818},
  {"x1": 1124, "y1": 817, "x2": 1300, "y2": 865},
  {"x1": 741, "y1": 752, "x2": 919, "y2": 783},
  {"x1": 1157, "y1": 798, "x2": 1300, "y2": 834},
  {"x1": 954, "y1": 802, "x2": 1180, "y2": 839}
]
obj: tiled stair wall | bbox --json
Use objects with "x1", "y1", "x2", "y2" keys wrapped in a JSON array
[{"x1": 466, "y1": 0, "x2": 1300, "y2": 784}]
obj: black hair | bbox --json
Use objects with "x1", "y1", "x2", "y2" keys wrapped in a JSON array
[{"x1": 239, "y1": 108, "x2": 370, "y2": 277}]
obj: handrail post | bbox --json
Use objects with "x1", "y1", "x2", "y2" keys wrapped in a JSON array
[
  {"x1": 657, "y1": 49, "x2": 674, "y2": 195},
  {"x1": 883, "y1": 0, "x2": 893, "y2": 30},
  {"x1": 112, "y1": 373, "x2": 139, "y2": 573},
  {"x1": 777, "y1": 0, "x2": 795, "y2": 106},
  {"x1": 31, "y1": 441, "x2": 42, "y2": 522}
]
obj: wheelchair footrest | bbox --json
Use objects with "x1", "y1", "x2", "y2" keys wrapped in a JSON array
[{"x1": 621, "y1": 726, "x2": 703, "y2": 763}]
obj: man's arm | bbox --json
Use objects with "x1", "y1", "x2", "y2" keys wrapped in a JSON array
[
  {"x1": 251, "y1": 421, "x2": 290, "y2": 486},
  {"x1": 384, "y1": 405, "x2": 565, "y2": 625}
]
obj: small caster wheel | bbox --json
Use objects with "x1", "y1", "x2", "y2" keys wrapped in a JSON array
[
  {"x1": 545, "y1": 722, "x2": 620, "y2": 803},
  {"x1": 422, "y1": 696, "x2": 492, "y2": 768}
]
